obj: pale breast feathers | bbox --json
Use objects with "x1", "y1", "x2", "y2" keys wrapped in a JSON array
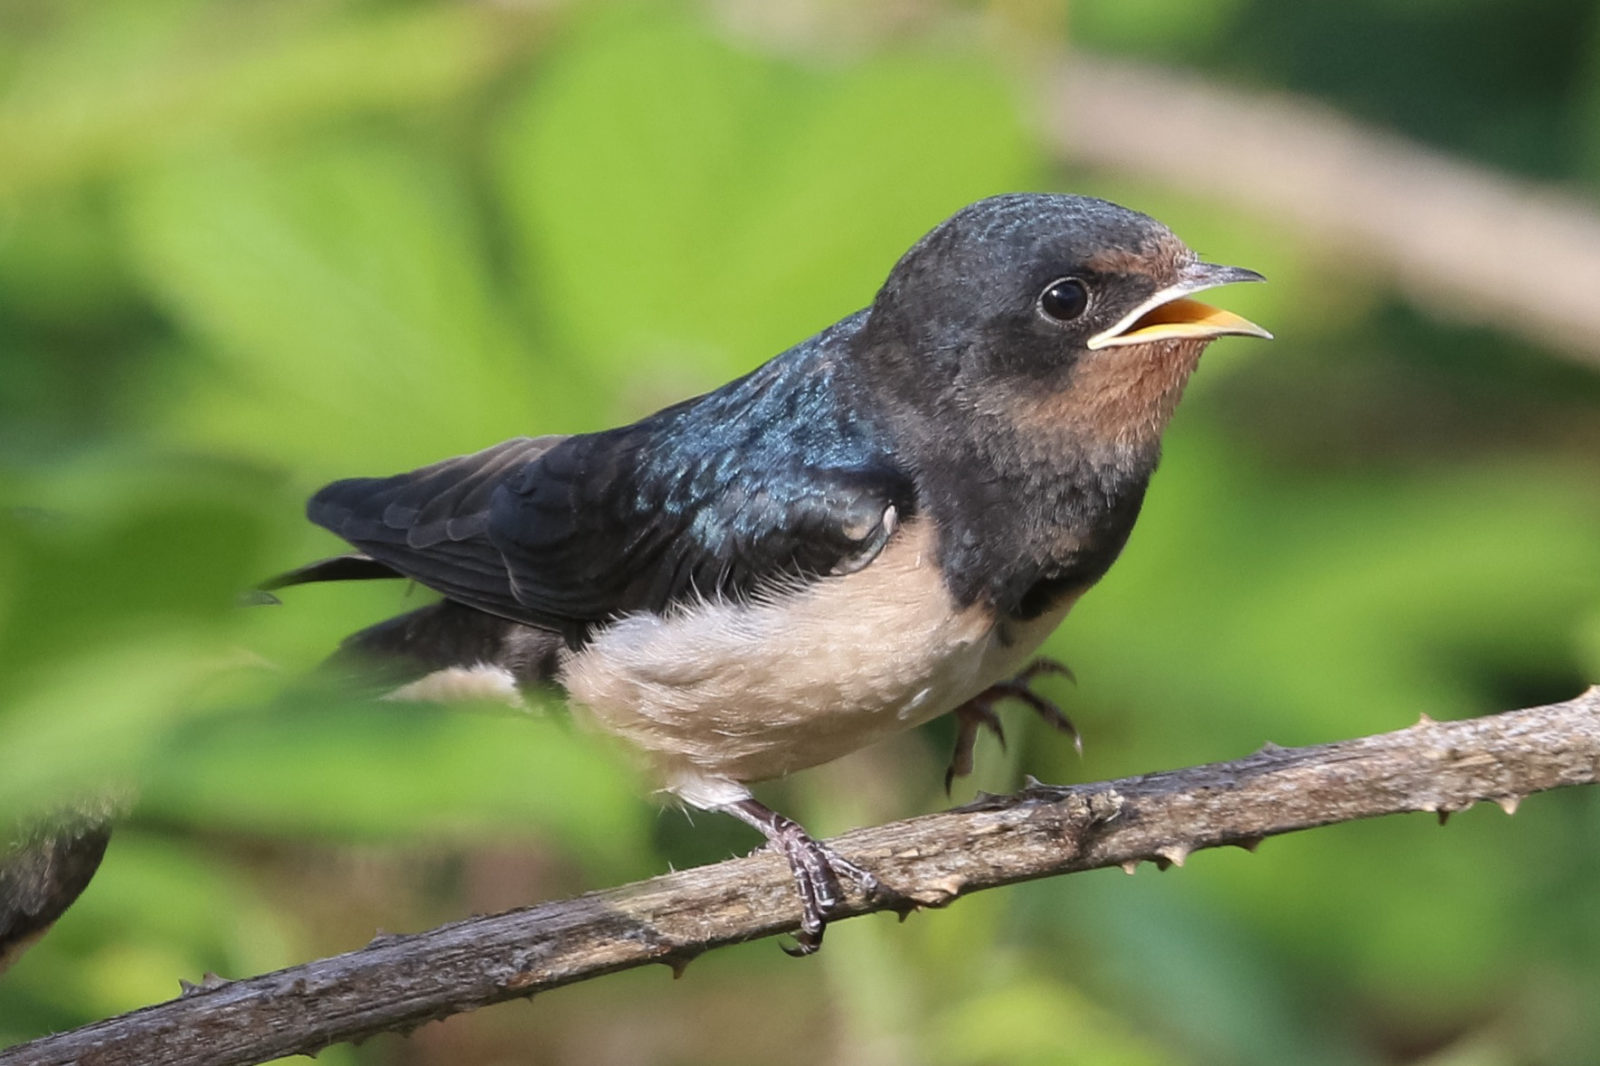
[{"x1": 558, "y1": 519, "x2": 1079, "y2": 803}]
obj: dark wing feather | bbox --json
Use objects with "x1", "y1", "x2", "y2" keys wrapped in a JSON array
[
  {"x1": 303, "y1": 428, "x2": 910, "y2": 637},
  {"x1": 308, "y1": 436, "x2": 564, "y2": 622},
  {"x1": 486, "y1": 427, "x2": 910, "y2": 626},
  {"x1": 304, "y1": 312, "x2": 913, "y2": 638}
]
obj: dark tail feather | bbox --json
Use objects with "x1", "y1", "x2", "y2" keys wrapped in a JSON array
[
  {"x1": 323, "y1": 600, "x2": 566, "y2": 692},
  {"x1": 259, "y1": 553, "x2": 403, "y2": 592}
]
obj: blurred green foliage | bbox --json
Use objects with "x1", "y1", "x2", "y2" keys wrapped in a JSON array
[{"x1": 2, "y1": 1, "x2": 1598, "y2": 1064}]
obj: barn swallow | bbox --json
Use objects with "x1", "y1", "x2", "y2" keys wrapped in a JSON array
[{"x1": 266, "y1": 193, "x2": 1269, "y2": 953}]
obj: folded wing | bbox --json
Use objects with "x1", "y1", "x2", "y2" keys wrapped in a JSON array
[{"x1": 307, "y1": 425, "x2": 912, "y2": 643}]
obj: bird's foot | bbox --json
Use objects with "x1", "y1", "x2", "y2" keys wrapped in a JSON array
[
  {"x1": 945, "y1": 657, "x2": 1080, "y2": 793},
  {"x1": 726, "y1": 798, "x2": 900, "y2": 956}
]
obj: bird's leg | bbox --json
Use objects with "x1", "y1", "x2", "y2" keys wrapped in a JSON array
[
  {"x1": 945, "y1": 702, "x2": 1005, "y2": 794},
  {"x1": 944, "y1": 657, "x2": 1081, "y2": 790},
  {"x1": 724, "y1": 797, "x2": 889, "y2": 956}
]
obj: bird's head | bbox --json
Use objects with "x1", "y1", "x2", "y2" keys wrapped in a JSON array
[{"x1": 860, "y1": 193, "x2": 1269, "y2": 459}]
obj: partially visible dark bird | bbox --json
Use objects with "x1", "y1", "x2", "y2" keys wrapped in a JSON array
[
  {"x1": 0, "y1": 817, "x2": 111, "y2": 975},
  {"x1": 267, "y1": 193, "x2": 1269, "y2": 952}
]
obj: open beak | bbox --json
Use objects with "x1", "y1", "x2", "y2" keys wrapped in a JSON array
[{"x1": 1086, "y1": 263, "x2": 1271, "y2": 350}]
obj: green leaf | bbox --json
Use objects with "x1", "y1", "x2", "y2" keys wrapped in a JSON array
[
  {"x1": 137, "y1": 694, "x2": 650, "y2": 868},
  {"x1": 120, "y1": 138, "x2": 578, "y2": 474},
  {"x1": 930, "y1": 973, "x2": 1177, "y2": 1066},
  {"x1": 494, "y1": 4, "x2": 1040, "y2": 394},
  {"x1": 0, "y1": 0, "x2": 537, "y2": 200}
]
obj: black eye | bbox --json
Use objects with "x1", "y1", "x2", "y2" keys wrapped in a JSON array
[{"x1": 1038, "y1": 277, "x2": 1089, "y2": 322}]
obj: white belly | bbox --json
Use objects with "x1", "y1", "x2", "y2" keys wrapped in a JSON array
[{"x1": 557, "y1": 521, "x2": 1076, "y2": 809}]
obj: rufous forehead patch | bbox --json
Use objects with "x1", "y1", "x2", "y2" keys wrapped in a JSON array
[{"x1": 1081, "y1": 235, "x2": 1190, "y2": 281}]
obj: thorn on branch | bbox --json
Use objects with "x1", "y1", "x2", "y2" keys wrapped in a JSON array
[
  {"x1": 177, "y1": 972, "x2": 229, "y2": 997},
  {"x1": 1155, "y1": 844, "x2": 1190, "y2": 868},
  {"x1": 660, "y1": 948, "x2": 702, "y2": 979}
]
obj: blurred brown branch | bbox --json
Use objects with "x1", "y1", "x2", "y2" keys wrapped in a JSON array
[
  {"x1": 1049, "y1": 54, "x2": 1600, "y2": 366},
  {"x1": 4, "y1": 688, "x2": 1597, "y2": 1065}
]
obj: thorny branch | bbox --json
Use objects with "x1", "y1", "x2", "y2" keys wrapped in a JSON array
[{"x1": 3, "y1": 687, "x2": 1597, "y2": 1066}]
